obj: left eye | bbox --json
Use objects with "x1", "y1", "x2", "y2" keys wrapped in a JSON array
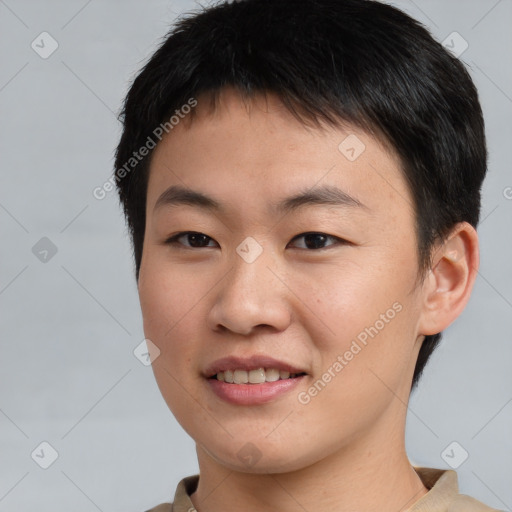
[{"x1": 288, "y1": 232, "x2": 342, "y2": 250}]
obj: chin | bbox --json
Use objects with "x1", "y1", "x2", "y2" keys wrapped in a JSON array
[{"x1": 201, "y1": 438, "x2": 317, "y2": 475}]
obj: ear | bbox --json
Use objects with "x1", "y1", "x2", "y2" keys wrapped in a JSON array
[{"x1": 418, "y1": 222, "x2": 479, "y2": 336}]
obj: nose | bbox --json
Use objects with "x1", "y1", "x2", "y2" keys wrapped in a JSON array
[{"x1": 206, "y1": 243, "x2": 292, "y2": 336}]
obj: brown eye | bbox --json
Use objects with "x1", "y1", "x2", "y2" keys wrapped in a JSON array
[
  {"x1": 165, "y1": 231, "x2": 217, "y2": 248},
  {"x1": 288, "y1": 232, "x2": 343, "y2": 250}
]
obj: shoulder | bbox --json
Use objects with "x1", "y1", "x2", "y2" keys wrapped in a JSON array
[
  {"x1": 412, "y1": 467, "x2": 503, "y2": 512},
  {"x1": 144, "y1": 504, "x2": 172, "y2": 512},
  {"x1": 448, "y1": 493, "x2": 504, "y2": 512},
  {"x1": 143, "y1": 474, "x2": 199, "y2": 512}
]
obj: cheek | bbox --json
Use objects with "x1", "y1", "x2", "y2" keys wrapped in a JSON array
[
  {"x1": 138, "y1": 258, "x2": 202, "y2": 360},
  {"x1": 303, "y1": 258, "x2": 404, "y2": 334},
  {"x1": 302, "y1": 253, "x2": 420, "y2": 378},
  {"x1": 138, "y1": 259, "x2": 208, "y2": 423}
]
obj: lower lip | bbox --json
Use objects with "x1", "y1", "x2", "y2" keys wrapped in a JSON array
[{"x1": 207, "y1": 376, "x2": 306, "y2": 405}]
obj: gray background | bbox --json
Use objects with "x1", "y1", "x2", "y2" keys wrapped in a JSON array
[{"x1": 0, "y1": 0, "x2": 511, "y2": 510}]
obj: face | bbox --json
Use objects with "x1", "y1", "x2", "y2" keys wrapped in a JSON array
[{"x1": 138, "y1": 88, "x2": 426, "y2": 473}]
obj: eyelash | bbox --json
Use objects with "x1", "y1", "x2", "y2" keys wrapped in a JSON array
[{"x1": 164, "y1": 231, "x2": 348, "y2": 251}]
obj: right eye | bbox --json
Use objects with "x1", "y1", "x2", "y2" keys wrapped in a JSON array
[{"x1": 164, "y1": 231, "x2": 218, "y2": 249}]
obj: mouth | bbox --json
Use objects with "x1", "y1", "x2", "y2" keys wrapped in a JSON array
[
  {"x1": 204, "y1": 355, "x2": 309, "y2": 385},
  {"x1": 205, "y1": 358, "x2": 308, "y2": 405},
  {"x1": 210, "y1": 368, "x2": 308, "y2": 384}
]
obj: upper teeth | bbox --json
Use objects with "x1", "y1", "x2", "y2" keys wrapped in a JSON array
[{"x1": 215, "y1": 368, "x2": 301, "y2": 384}]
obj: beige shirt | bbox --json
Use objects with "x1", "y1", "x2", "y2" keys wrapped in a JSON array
[{"x1": 146, "y1": 467, "x2": 503, "y2": 512}]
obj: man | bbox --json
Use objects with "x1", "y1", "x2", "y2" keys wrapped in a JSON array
[{"x1": 114, "y1": 1, "x2": 500, "y2": 510}]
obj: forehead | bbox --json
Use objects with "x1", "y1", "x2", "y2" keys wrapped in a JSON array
[{"x1": 146, "y1": 88, "x2": 413, "y2": 221}]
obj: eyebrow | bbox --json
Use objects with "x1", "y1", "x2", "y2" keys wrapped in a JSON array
[{"x1": 153, "y1": 184, "x2": 366, "y2": 215}]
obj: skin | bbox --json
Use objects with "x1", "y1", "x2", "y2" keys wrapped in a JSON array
[{"x1": 138, "y1": 87, "x2": 479, "y2": 512}]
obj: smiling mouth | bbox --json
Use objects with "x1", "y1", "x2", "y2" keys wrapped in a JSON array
[{"x1": 211, "y1": 368, "x2": 307, "y2": 384}]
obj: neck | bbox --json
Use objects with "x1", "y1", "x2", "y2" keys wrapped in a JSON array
[{"x1": 190, "y1": 411, "x2": 428, "y2": 512}]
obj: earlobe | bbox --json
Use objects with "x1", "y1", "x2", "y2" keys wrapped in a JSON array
[{"x1": 418, "y1": 222, "x2": 479, "y2": 336}]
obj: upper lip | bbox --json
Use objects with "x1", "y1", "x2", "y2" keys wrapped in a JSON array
[{"x1": 203, "y1": 355, "x2": 308, "y2": 378}]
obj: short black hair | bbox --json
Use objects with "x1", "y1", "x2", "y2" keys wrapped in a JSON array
[{"x1": 114, "y1": 0, "x2": 487, "y2": 391}]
